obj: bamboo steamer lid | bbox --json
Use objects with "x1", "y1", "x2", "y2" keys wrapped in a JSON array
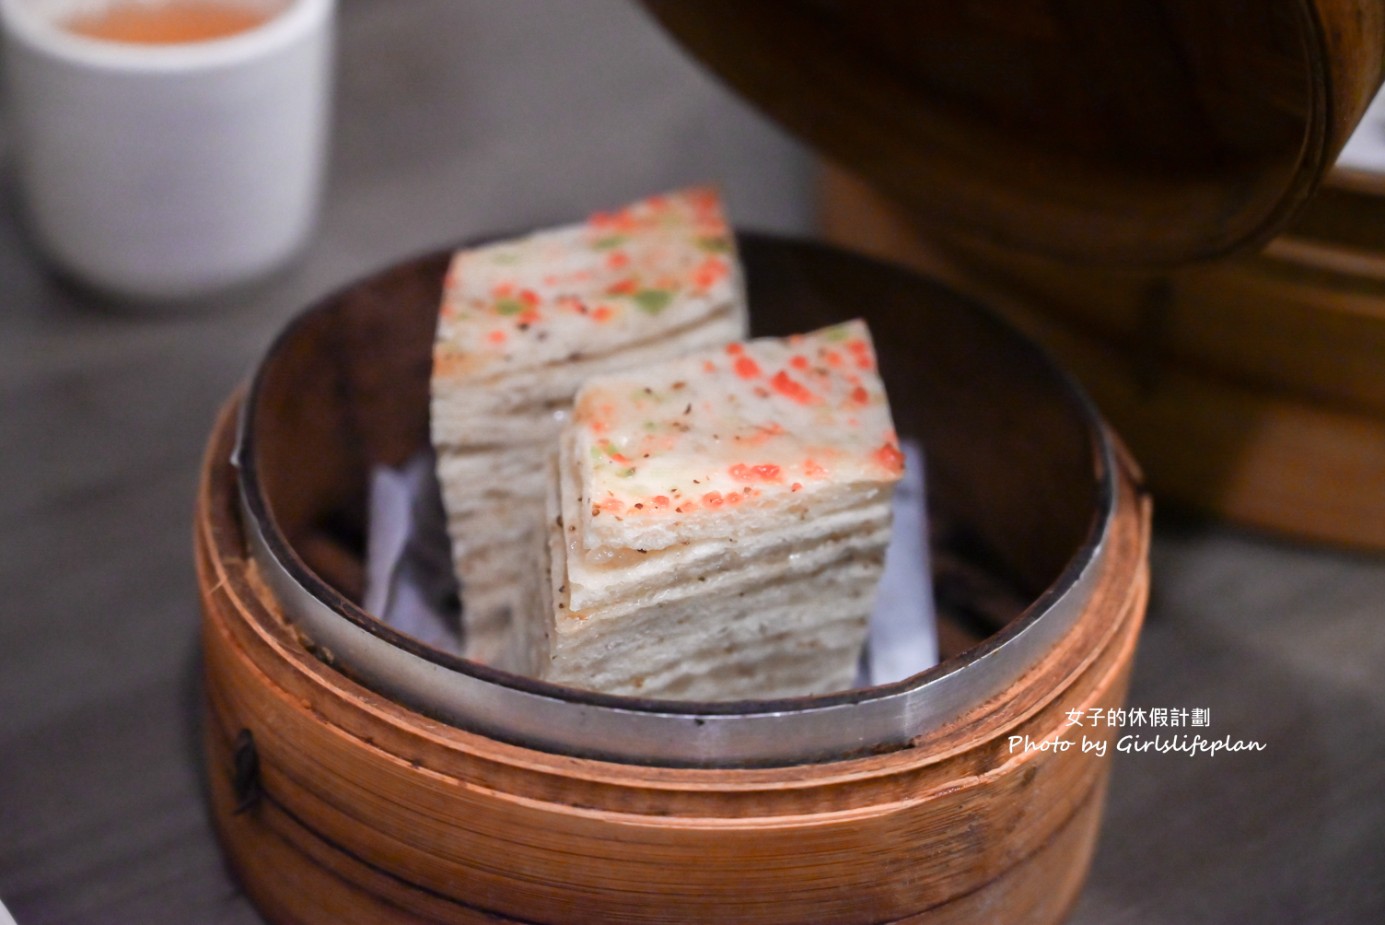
[{"x1": 644, "y1": 0, "x2": 1385, "y2": 266}]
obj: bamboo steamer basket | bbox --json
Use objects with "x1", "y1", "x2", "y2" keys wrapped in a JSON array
[
  {"x1": 197, "y1": 236, "x2": 1151, "y2": 923},
  {"x1": 820, "y1": 160, "x2": 1385, "y2": 550},
  {"x1": 195, "y1": 2, "x2": 1385, "y2": 917}
]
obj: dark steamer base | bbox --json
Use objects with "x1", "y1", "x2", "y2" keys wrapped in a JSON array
[{"x1": 197, "y1": 236, "x2": 1151, "y2": 923}]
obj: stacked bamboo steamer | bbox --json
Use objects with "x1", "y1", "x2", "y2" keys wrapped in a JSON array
[
  {"x1": 200, "y1": 241, "x2": 1149, "y2": 924},
  {"x1": 196, "y1": 4, "x2": 1385, "y2": 923},
  {"x1": 797, "y1": 4, "x2": 1385, "y2": 550}
]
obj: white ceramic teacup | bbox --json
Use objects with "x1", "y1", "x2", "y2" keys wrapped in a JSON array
[{"x1": 0, "y1": 0, "x2": 334, "y2": 301}]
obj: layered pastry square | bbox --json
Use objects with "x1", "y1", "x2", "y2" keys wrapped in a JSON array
[
  {"x1": 520, "y1": 320, "x2": 904, "y2": 700},
  {"x1": 430, "y1": 188, "x2": 747, "y2": 663}
]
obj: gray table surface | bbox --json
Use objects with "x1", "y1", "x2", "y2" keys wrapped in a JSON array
[{"x1": 2, "y1": 2, "x2": 1383, "y2": 923}]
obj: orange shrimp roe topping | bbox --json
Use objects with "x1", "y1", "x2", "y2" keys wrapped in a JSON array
[
  {"x1": 770, "y1": 370, "x2": 818, "y2": 405},
  {"x1": 692, "y1": 256, "x2": 728, "y2": 289},
  {"x1": 734, "y1": 356, "x2": 761, "y2": 379},
  {"x1": 588, "y1": 208, "x2": 640, "y2": 233},
  {"x1": 729, "y1": 463, "x2": 782, "y2": 483},
  {"x1": 873, "y1": 442, "x2": 905, "y2": 474},
  {"x1": 847, "y1": 339, "x2": 875, "y2": 370}
]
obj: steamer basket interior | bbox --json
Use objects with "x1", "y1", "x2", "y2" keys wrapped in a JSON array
[{"x1": 240, "y1": 234, "x2": 1111, "y2": 731}]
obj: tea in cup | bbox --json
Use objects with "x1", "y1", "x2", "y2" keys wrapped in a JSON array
[{"x1": 0, "y1": 0, "x2": 335, "y2": 301}]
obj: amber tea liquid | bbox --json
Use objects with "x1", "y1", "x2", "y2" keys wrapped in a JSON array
[{"x1": 62, "y1": 1, "x2": 274, "y2": 44}]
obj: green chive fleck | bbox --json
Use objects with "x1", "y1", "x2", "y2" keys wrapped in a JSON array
[{"x1": 633, "y1": 289, "x2": 673, "y2": 314}]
